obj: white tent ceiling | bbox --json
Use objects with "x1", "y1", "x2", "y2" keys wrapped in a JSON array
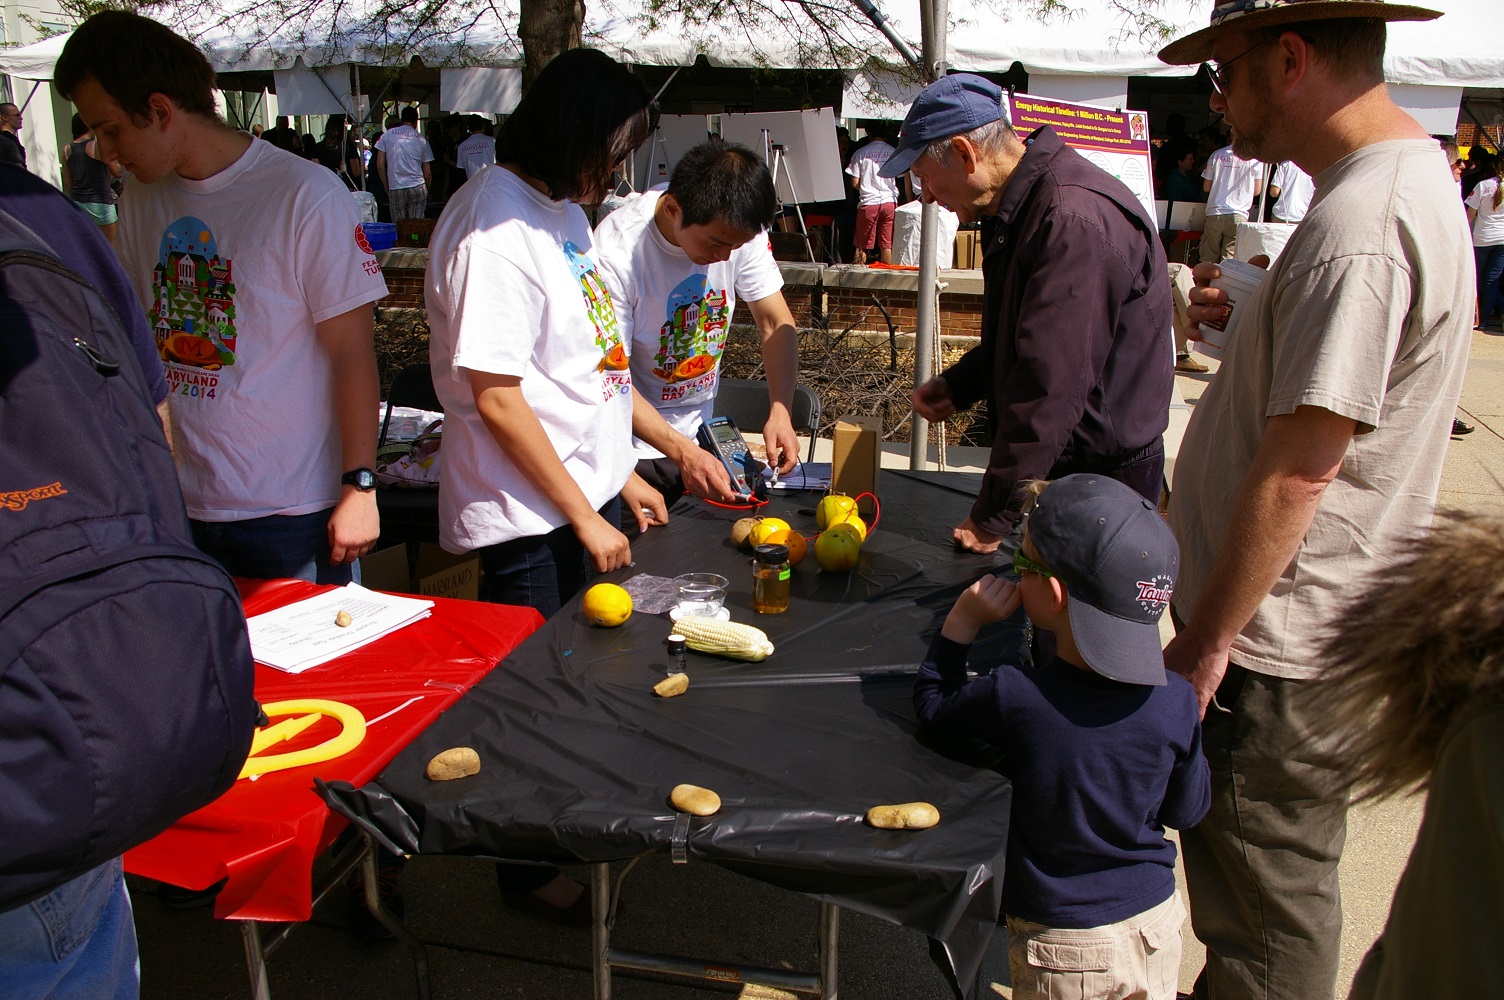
[{"x1": 0, "y1": 0, "x2": 1498, "y2": 87}]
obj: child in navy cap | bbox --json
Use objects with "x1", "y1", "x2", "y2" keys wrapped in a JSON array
[{"x1": 914, "y1": 474, "x2": 1209, "y2": 1000}]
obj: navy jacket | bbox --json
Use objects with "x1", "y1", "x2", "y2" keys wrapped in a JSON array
[
  {"x1": 942, "y1": 127, "x2": 1173, "y2": 533},
  {"x1": 914, "y1": 633, "x2": 1209, "y2": 928}
]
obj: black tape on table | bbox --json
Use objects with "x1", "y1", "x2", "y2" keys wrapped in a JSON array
[{"x1": 322, "y1": 471, "x2": 1021, "y2": 992}]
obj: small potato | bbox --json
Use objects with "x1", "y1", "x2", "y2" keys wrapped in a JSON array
[
  {"x1": 426, "y1": 747, "x2": 481, "y2": 781},
  {"x1": 653, "y1": 673, "x2": 690, "y2": 698},
  {"x1": 730, "y1": 517, "x2": 760, "y2": 550},
  {"x1": 335, "y1": 609, "x2": 353, "y2": 627},
  {"x1": 670, "y1": 783, "x2": 721, "y2": 816},
  {"x1": 865, "y1": 802, "x2": 940, "y2": 830}
]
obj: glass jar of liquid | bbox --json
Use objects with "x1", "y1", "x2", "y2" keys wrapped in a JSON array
[{"x1": 752, "y1": 543, "x2": 791, "y2": 614}]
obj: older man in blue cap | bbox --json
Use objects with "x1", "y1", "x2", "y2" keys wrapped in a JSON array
[{"x1": 895, "y1": 74, "x2": 1172, "y2": 554}]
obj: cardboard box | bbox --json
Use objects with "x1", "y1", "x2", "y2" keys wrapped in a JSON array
[
  {"x1": 359, "y1": 543, "x2": 480, "y2": 602},
  {"x1": 954, "y1": 229, "x2": 983, "y2": 269},
  {"x1": 832, "y1": 415, "x2": 882, "y2": 512}
]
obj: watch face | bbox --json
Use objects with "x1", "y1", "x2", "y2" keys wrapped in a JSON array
[{"x1": 345, "y1": 469, "x2": 377, "y2": 490}]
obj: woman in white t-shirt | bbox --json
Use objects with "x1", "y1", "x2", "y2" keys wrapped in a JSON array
[
  {"x1": 1465, "y1": 159, "x2": 1504, "y2": 331},
  {"x1": 425, "y1": 48, "x2": 658, "y2": 916}
]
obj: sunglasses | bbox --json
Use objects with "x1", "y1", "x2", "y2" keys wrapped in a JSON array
[
  {"x1": 1205, "y1": 35, "x2": 1274, "y2": 96},
  {"x1": 1012, "y1": 546, "x2": 1054, "y2": 579}
]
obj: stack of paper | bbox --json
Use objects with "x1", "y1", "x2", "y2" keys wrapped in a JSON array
[{"x1": 247, "y1": 583, "x2": 434, "y2": 674}]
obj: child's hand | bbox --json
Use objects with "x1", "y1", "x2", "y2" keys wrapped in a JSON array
[{"x1": 942, "y1": 574, "x2": 1021, "y2": 644}]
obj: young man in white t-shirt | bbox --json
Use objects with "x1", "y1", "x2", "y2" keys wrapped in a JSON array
[
  {"x1": 454, "y1": 116, "x2": 496, "y2": 179},
  {"x1": 57, "y1": 12, "x2": 386, "y2": 587},
  {"x1": 594, "y1": 139, "x2": 800, "y2": 509},
  {"x1": 846, "y1": 136, "x2": 900, "y2": 265},
  {"x1": 375, "y1": 107, "x2": 434, "y2": 221},
  {"x1": 1200, "y1": 135, "x2": 1263, "y2": 261}
]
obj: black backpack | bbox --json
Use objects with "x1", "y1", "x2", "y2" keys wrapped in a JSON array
[{"x1": 0, "y1": 205, "x2": 256, "y2": 910}]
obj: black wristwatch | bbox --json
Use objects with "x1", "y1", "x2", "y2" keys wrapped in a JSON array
[{"x1": 341, "y1": 468, "x2": 378, "y2": 492}]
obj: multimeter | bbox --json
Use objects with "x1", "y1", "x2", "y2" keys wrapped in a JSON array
[{"x1": 696, "y1": 416, "x2": 765, "y2": 499}]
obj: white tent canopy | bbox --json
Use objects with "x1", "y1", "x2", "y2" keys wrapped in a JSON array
[{"x1": 0, "y1": 0, "x2": 1498, "y2": 89}]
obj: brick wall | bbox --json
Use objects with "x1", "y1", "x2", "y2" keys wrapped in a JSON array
[
  {"x1": 733, "y1": 284, "x2": 984, "y2": 338},
  {"x1": 380, "y1": 253, "x2": 987, "y2": 340}
]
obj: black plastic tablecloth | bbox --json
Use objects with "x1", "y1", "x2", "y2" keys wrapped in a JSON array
[{"x1": 324, "y1": 470, "x2": 1019, "y2": 991}]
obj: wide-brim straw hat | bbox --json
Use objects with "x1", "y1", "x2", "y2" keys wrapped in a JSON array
[{"x1": 1158, "y1": 0, "x2": 1442, "y2": 66}]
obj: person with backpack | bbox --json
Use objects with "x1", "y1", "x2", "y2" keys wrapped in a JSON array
[{"x1": 0, "y1": 157, "x2": 255, "y2": 1000}]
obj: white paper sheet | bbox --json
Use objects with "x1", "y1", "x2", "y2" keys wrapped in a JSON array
[{"x1": 247, "y1": 583, "x2": 433, "y2": 674}]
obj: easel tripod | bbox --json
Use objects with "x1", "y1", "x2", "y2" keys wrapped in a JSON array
[{"x1": 762, "y1": 128, "x2": 816, "y2": 263}]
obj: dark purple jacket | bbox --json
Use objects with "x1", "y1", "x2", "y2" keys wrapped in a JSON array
[{"x1": 942, "y1": 126, "x2": 1172, "y2": 534}]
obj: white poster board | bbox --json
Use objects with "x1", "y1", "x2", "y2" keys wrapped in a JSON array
[
  {"x1": 627, "y1": 114, "x2": 712, "y2": 191},
  {"x1": 720, "y1": 108, "x2": 845, "y2": 204},
  {"x1": 439, "y1": 67, "x2": 522, "y2": 114},
  {"x1": 273, "y1": 62, "x2": 355, "y2": 116}
]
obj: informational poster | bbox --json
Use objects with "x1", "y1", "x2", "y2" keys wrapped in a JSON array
[
  {"x1": 627, "y1": 114, "x2": 713, "y2": 193},
  {"x1": 1009, "y1": 94, "x2": 1155, "y2": 224}
]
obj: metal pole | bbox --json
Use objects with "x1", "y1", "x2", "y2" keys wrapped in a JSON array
[
  {"x1": 592, "y1": 862, "x2": 613, "y2": 1000},
  {"x1": 909, "y1": 0, "x2": 949, "y2": 470},
  {"x1": 851, "y1": 0, "x2": 923, "y2": 72},
  {"x1": 818, "y1": 902, "x2": 840, "y2": 998},
  {"x1": 240, "y1": 922, "x2": 273, "y2": 1000}
]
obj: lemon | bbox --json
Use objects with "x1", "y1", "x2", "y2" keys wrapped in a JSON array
[
  {"x1": 750, "y1": 517, "x2": 792, "y2": 547},
  {"x1": 582, "y1": 583, "x2": 632, "y2": 627}
]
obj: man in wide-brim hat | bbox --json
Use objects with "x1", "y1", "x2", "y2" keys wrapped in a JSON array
[{"x1": 1157, "y1": 2, "x2": 1474, "y2": 999}]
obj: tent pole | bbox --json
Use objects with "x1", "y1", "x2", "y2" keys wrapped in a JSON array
[
  {"x1": 909, "y1": 0, "x2": 948, "y2": 471},
  {"x1": 354, "y1": 64, "x2": 366, "y2": 190}
]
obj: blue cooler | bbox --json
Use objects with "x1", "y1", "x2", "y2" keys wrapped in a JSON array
[{"x1": 361, "y1": 222, "x2": 397, "y2": 251}]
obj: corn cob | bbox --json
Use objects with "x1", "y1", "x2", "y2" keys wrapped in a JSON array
[{"x1": 672, "y1": 616, "x2": 775, "y2": 661}]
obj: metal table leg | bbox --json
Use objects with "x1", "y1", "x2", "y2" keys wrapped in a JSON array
[
  {"x1": 240, "y1": 921, "x2": 272, "y2": 1000},
  {"x1": 592, "y1": 862, "x2": 613, "y2": 1000},
  {"x1": 232, "y1": 833, "x2": 430, "y2": 1000},
  {"x1": 818, "y1": 902, "x2": 840, "y2": 999},
  {"x1": 359, "y1": 834, "x2": 432, "y2": 1000},
  {"x1": 593, "y1": 857, "x2": 841, "y2": 997}
]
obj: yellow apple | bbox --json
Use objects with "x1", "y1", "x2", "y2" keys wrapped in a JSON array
[
  {"x1": 814, "y1": 523, "x2": 863, "y2": 572},
  {"x1": 815, "y1": 494, "x2": 857, "y2": 530}
]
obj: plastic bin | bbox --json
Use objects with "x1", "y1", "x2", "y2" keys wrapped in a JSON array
[{"x1": 360, "y1": 222, "x2": 397, "y2": 251}]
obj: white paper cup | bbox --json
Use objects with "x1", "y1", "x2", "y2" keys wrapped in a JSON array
[{"x1": 1195, "y1": 258, "x2": 1266, "y2": 360}]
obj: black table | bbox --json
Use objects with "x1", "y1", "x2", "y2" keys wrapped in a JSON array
[{"x1": 327, "y1": 471, "x2": 1020, "y2": 997}]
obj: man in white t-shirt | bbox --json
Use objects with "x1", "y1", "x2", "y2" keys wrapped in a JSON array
[
  {"x1": 1200, "y1": 135, "x2": 1262, "y2": 261},
  {"x1": 1159, "y1": 3, "x2": 1470, "y2": 998},
  {"x1": 58, "y1": 12, "x2": 387, "y2": 587},
  {"x1": 845, "y1": 136, "x2": 900, "y2": 265},
  {"x1": 375, "y1": 107, "x2": 434, "y2": 220},
  {"x1": 595, "y1": 139, "x2": 800, "y2": 508},
  {"x1": 454, "y1": 116, "x2": 495, "y2": 179},
  {"x1": 1268, "y1": 160, "x2": 1314, "y2": 223}
]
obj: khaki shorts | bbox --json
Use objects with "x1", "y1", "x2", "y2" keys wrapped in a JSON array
[{"x1": 1007, "y1": 890, "x2": 1186, "y2": 1000}]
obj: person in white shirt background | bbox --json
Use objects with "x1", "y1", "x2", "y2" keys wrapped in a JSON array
[
  {"x1": 1466, "y1": 155, "x2": 1504, "y2": 333},
  {"x1": 1268, "y1": 160, "x2": 1314, "y2": 223},
  {"x1": 375, "y1": 106, "x2": 434, "y2": 221},
  {"x1": 454, "y1": 116, "x2": 496, "y2": 179},
  {"x1": 1200, "y1": 130, "x2": 1263, "y2": 261},
  {"x1": 845, "y1": 133, "x2": 899, "y2": 265}
]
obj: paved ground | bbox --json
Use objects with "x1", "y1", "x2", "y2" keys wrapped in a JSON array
[{"x1": 131, "y1": 329, "x2": 1503, "y2": 999}]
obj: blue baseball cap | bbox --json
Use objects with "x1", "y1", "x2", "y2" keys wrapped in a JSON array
[
  {"x1": 1025, "y1": 475, "x2": 1178, "y2": 686},
  {"x1": 878, "y1": 73, "x2": 1009, "y2": 179}
]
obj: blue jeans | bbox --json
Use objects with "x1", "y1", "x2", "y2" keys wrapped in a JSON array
[
  {"x1": 478, "y1": 499, "x2": 620, "y2": 620},
  {"x1": 191, "y1": 508, "x2": 355, "y2": 585},
  {"x1": 1476, "y1": 245, "x2": 1504, "y2": 327},
  {"x1": 0, "y1": 858, "x2": 139, "y2": 1000}
]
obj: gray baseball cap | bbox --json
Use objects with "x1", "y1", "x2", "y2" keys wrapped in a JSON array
[{"x1": 1026, "y1": 475, "x2": 1178, "y2": 686}]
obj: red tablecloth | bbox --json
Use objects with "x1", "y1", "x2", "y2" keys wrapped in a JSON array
[{"x1": 123, "y1": 579, "x2": 543, "y2": 922}]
